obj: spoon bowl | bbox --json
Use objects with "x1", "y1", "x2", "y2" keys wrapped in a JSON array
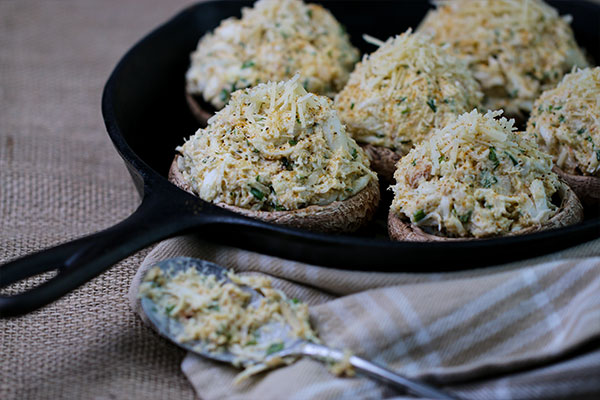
[{"x1": 140, "y1": 257, "x2": 456, "y2": 399}]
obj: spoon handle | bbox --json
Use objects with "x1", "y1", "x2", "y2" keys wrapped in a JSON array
[{"x1": 301, "y1": 342, "x2": 455, "y2": 399}]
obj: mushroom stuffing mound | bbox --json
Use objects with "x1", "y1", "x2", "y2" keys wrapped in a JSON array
[
  {"x1": 418, "y1": 0, "x2": 589, "y2": 118},
  {"x1": 526, "y1": 67, "x2": 600, "y2": 205},
  {"x1": 185, "y1": 0, "x2": 359, "y2": 110},
  {"x1": 171, "y1": 75, "x2": 379, "y2": 233},
  {"x1": 334, "y1": 30, "x2": 482, "y2": 181},
  {"x1": 388, "y1": 110, "x2": 583, "y2": 241}
]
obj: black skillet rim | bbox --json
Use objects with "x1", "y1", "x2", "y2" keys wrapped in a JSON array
[{"x1": 101, "y1": 0, "x2": 600, "y2": 272}]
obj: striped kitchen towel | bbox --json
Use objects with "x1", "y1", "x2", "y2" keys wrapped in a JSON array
[{"x1": 130, "y1": 236, "x2": 600, "y2": 400}]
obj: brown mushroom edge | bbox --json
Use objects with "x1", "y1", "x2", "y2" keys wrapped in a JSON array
[
  {"x1": 360, "y1": 144, "x2": 405, "y2": 184},
  {"x1": 185, "y1": 91, "x2": 214, "y2": 127},
  {"x1": 553, "y1": 166, "x2": 600, "y2": 207},
  {"x1": 169, "y1": 156, "x2": 380, "y2": 233},
  {"x1": 387, "y1": 181, "x2": 584, "y2": 242}
]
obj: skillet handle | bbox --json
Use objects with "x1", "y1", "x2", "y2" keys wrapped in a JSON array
[{"x1": 0, "y1": 195, "x2": 202, "y2": 318}]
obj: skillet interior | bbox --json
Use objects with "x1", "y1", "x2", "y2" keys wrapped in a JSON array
[{"x1": 103, "y1": 0, "x2": 600, "y2": 271}]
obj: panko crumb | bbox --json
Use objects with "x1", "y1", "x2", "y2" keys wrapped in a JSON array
[{"x1": 329, "y1": 349, "x2": 356, "y2": 377}]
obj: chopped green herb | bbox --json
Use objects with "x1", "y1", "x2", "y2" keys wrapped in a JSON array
[
  {"x1": 281, "y1": 157, "x2": 294, "y2": 171},
  {"x1": 220, "y1": 89, "x2": 230, "y2": 103},
  {"x1": 291, "y1": 298, "x2": 300, "y2": 304},
  {"x1": 558, "y1": 115, "x2": 565, "y2": 123},
  {"x1": 306, "y1": 9, "x2": 313, "y2": 18},
  {"x1": 577, "y1": 128, "x2": 586, "y2": 135},
  {"x1": 586, "y1": 136, "x2": 594, "y2": 143},
  {"x1": 351, "y1": 148, "x2": 358, "y2": 160},
  {"x1": 401, "y1": 107, "x2": 411, "y2": 115},
  {"x1": 250, "y1": 187, "x2": 264, "y2": 200},
  {"x1": 411, "y1": 160, "x2": 417, "y2": 166},
  {"x1": 414, "y1": 209, "x2": 426, "y2": 222},
  {"x1": 480, "y1": 171, "x2": 498, "y2": 188},
  {"x1": 303, "y1": 79, "x2": 309, "y2": 90},
  {"x1": 266, "y1": 342, "x2": 284, "y2": 355},
  {"x1": 532, "y1": 122, "x2": 536, "y2": 127},
  {"x1": 596, "y1": 150, "x2": 600, "y2": 161},
  {"x1": 256, "y1": 175, "x2": 261, "y2": 182},
  {"x1": 427, "y1": 98, "x2": 437, "y2": 112},
  {"x1": 296, "y1": 117, "x2": 301, "y2": 124},
  {"x1": 397, "y1": 96, "x2": 407, "y2": 103},
  {"x1": 400, "y1": 140, "x2": 411, "y2": 144},
  {"x1": 488, "y1": 147, "x2": 499, "y2": 169},
  {"x1": 245, "y1": 339, "x2": 257, "y2": 346},
  {"x1": 345, "y1": 188, "x2": 353, "y2": 193},
  {"x1": 438, "y1": 155, "x2": 446, "y2": 162},
  {"x1": 288, "y1": 139, "x2": 298, "y2": 146},
  {"x1": 458, "y1": 210, "x2": 473, "y2": 224},
  {"x1": 350, "y1": 102, "x2": 355, "y2": 109},
  {"x1": 555, "y1": 106, "x2": 563, "y2": 110},
  {"x1": 548, "y1": 105, "x2": 554, "y2": 112},
  {"x1": 207, "y1": 303, "x2": 220, "y2": 311},
  {"x1": 272, "y1": 203, "x2": 286, "y2": 211},
  {"x1": 165, "y1": 304, "x2": 175, "y2": 314},
  {"x1": 241, "y1": 60, "x2": 255, "y2": 69},
  {"x1": 504, "y1": 151, "x2": 519, "y2": 166}
]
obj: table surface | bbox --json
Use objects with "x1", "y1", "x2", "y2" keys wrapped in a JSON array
[
  {"x1": 1, "y1": 1, "x2": 198, "y2": 399},
  {"x1": 1, "y1": 1, "x2": 598, "y2": 399}
]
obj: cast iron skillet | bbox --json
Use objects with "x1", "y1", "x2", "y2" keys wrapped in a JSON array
[{"x1": 1, "y1": 0, "x2": 599, "y2": 317}]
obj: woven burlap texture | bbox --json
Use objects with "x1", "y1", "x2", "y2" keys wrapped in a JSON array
[
  {"x1": 0, "y1": 1, "x2": 198, "y2": 399},
  {"x1": 130, "y1": 237, "x2": 600, "y2": 400}
]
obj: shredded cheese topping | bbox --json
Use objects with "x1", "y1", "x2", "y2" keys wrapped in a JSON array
[
  {"x1": 177, "y1": 75, "x2": 376, "y2": 211},
  {"x1": 186, "y1": 0, "x2": 359, "y2": 109},
  {"x1": 334, "y1": 30, "x2": 482, "y2": 155},
  {"x1": 418, "y1": 0, "x2": 589, "y2": 116},
  {"x1": 391, "y1": 110, "x2": 560, "y2": 238},
  {"x1": 527, "y1": 67, "x2": 600, "y2": 176},
  {"x1": 140, "y1": 266, "x2": 317, "y2": 382}
]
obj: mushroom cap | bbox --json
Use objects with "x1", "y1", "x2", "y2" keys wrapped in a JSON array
[
  {"x1": 169, "y1": 156, "x2": 380, "y2": 233},
  {"x1": 361, "y1": 144, "x2": 402, "y2": 184},
  {"x1": 388, "y1": 180, "x2": 583, "y2": 241},
  {"x1": 185, "y1": 92, "x2": 212, "y2": 127},
  {"x1": 553, "y1": 166, "x2": 600, "y2": 207}
]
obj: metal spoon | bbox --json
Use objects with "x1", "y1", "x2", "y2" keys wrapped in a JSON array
[{"x1": 140, "y1": 257, "x2": 456, "y2": 399}]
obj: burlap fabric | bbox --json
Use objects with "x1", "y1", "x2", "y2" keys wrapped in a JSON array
[
  {"x1": 2, "y1": 1, "x2": 600, "y2": 400},
  {"x1": 1, "y1": 1, "x2": 198, "y2": 399}
]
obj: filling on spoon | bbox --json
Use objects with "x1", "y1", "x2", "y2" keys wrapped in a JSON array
[{"x1": 140, "y1": 265, "x2": 320, "y2": 382}]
